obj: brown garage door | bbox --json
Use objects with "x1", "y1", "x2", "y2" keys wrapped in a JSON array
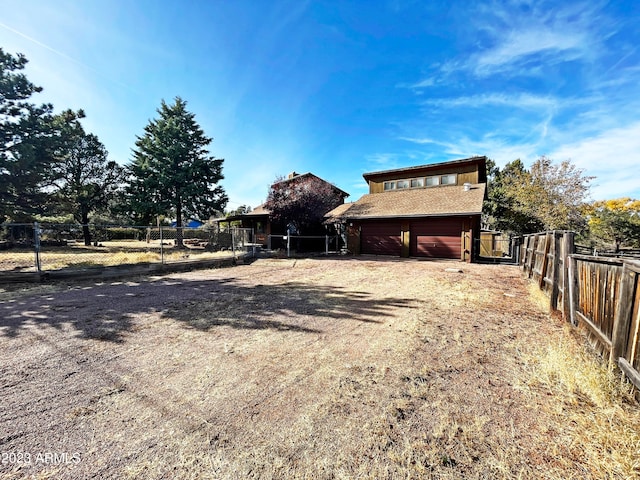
[
  {"x1": 411, "y1": 218, "x2": 462, "y2": 259},
  {"x1": 361, "y1": 222, "x2": 401, "y2": 256}
]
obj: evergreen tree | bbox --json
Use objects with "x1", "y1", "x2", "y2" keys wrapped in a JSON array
[
  {"x1": 50, "y1": 127, "x2": 124, "y2": 245},
  {"x1": 1, "y1": 49, "x2": 54, "y2": 221},
  {"x1": 0, "y1": 49, "x2": 86, "y2": 222},
  {"x1": 125, "y1": 97, "x2": 227, "y2": 246}
]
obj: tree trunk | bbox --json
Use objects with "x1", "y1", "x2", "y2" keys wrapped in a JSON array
[
  {"x1": 175, "y1": 202, "x2": 184, "y2": 249},
  {"x1": 81, "y1": 208, "x2": 92, "y2": 246}
]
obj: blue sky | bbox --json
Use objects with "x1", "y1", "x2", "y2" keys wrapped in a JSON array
[{"x1": 1, "y1": 0, "x2": 639, "y2": 209}]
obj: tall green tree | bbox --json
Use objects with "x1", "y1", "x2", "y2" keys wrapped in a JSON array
[
  {"x1": 1, "y1": 49, "x2": 54, "y2": 221},
  {"x1": 0, "y1": 49, "x2": 85, "y2": 222},
  {"x1": 125, "y1": 97, "x2": 227, "y2": 246},
  {"x1": 50, "y1": 128, "x2": 124, "y2": 245}
]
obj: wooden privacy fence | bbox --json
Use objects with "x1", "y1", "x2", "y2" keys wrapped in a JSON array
[
  {"x1": 568, "y1": 256, "x2": 640, "y2": 390},
  {"x1": 522, "y1": 232, "x2": 640, "y2": 392},
  {"x1": 521, "y1": 231, "x2": 574, "y2": 317}
]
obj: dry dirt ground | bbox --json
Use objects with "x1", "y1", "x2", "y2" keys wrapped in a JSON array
[{"x1": 0, "y1": 258, "x2": 638, "y2": 479}]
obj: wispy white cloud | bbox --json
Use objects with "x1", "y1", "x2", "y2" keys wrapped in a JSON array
[
  {"x1": 399, "y1": 77, "x2": 436, "y2": 89},
  {"x1": 400, "y1": 134, "x2": 538, "y2": 167},
  {"x1": 435, "y1": 2, "x2": 603, "y2": 80},
  {"x1": 420, "y1": 92, "x2": 559, "y2": 109},
  {"x1": 400, "y1": 121, "x2": 640, "y2": 201},
  {"x1": 548, "y1": 122, "x2": 640, "y2": 200},
  {"x1": 472, "y1": 28, "x2": 588, "y2": 76}
]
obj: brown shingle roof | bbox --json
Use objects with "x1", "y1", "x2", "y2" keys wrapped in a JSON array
[{"x1": 325, "y1": 183, "x2": 485, "y2": 222}]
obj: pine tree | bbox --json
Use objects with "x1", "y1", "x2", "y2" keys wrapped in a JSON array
[
  {"x1": 126, "y1": 97, "x2": 227, "y2": 246},
  {"x1": 50, "y1": 127, "x2": 124, "y2": 245},
  {"x1": 0, "y1": 49, "x2": 58, "y2": 221}
]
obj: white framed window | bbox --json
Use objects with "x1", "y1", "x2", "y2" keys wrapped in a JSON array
[
  {"x1": 441, "y1": 174, "x2": 457, "y2": 185},
  {"x1": 410, "y1": 178, "x2": 424, "y2": 188},
  {"x1": 383, "y1": 181, "x2": 396, "y2": 191},
  {"x1": 396, "y1": 179, "x2": 410, "y2": 189},
  {"x1": 425, "y1": 176, "x2": 440, "y2": 187}
]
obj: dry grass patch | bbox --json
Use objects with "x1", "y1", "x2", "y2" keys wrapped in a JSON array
[
  {"x1": 522, "y1": 328, "x2": 640, "y2": 479},
  {"x1": 0, "y1": 243, "x2": 232, "y2": 272}
]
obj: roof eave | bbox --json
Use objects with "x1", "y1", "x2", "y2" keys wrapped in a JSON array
[
  {"x1": 362, "y1": 156, "x2": 487, "y2": 181},
  {"x1": 343, "y1": 211, "x2": 483, "y2": 221},
  {"x1": 274, "y1": 172, "x2": 350, "y2": 198}
]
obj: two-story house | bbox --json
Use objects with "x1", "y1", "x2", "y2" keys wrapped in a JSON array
[{"x1": 325, "y1": 156, "x2": 487, "y2": 261}]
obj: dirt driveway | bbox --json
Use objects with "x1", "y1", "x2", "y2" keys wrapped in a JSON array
[{"x1": 0, "y1": 258, "x2": 637, "y2": 479}]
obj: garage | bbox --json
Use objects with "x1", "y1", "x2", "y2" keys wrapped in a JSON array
[
  {"x1": 361, "y1": 222, "x2": 401, "y2": 256},
  {"x1": 410, "y1": 218, "x2": 462, "y2": 259}
]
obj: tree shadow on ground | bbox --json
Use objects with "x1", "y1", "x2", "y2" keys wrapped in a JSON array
[{"x1": 0, "y1": 272, "x2": 415, "y2": 343}]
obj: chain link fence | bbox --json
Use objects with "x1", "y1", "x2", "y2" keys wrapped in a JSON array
[
  {"x1": 267, "y1": 234, "x2": 342, "y2": 257},
  {"x1": 0, "y1": 223, "x2": 253, "y2": 275}
]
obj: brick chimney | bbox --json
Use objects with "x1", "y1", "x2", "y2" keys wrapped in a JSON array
[{"x1": 287, "y1": 171, "x2": 298, "y2": 179}]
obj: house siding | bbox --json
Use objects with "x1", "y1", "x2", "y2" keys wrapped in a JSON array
[{"x1": 367, "y1": 161, "x2": 484, "y2": 194}]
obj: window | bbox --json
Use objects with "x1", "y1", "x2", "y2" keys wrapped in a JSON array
[
  {"x1": 441, "y1": 174, "x2": 457, "y2": 185},
  {"x1": 425, "y1": 176, "x2": 440, "y2": 187},
  {"x1": 384, "y1": 173, "x2": 456, "y2": 191}
]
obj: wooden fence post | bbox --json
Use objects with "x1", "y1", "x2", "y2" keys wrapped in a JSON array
[
  {"x1": 513, "y1": 236, "x2": 521, "y2": 265},
  {"x1": 562, "y1": 232, "x2": 575, "y2": 321},
  {"x1": 568, "y1": 254, "x2": 579, "y2": 326},
  {"x1": 609, "y1": 263, "x2": 637, "y2": 368},
  {"x1": 539, "y1": 232, "x2": 551, "y2": 288},
  {"x1": 550, "y1": 232, "x2": 561, "y2": 311},
  {"x1": 526, "y1": 235, "x2": 536, "y2": 277}
]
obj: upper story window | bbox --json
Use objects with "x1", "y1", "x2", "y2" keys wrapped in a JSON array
[
  {"x1": 382, "y1": 173, "x2": 458, "y2": 191},
  {"x1": 440, "y1": 174, "x2": 457, "y2": 185},
  {"x1": 425, "y1": 176, "x2": 440, "y2": 187}
]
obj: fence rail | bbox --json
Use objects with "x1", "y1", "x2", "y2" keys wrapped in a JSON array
[{"x1": 523, "y1": 231, "x2": 640, "y2": 392}]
